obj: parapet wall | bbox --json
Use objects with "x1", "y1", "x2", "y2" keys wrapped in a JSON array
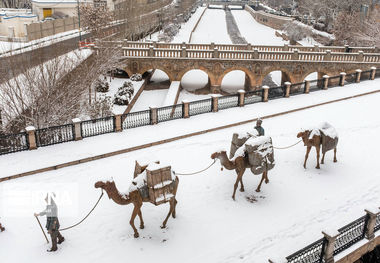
[{"x1": 245, "y1": 5, "x2": 293, "y2": 31}]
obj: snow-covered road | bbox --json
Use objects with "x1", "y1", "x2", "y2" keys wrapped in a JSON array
[{"x1": 1, "y1": 80, "x2": 380, "y2": 263}]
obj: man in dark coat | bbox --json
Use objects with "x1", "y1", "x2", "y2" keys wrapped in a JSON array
[
  {"x1": 34, "y1": 194, "x2": 65, "y2": 252},
  {"x1": 255, "y1": 119, "x2": 265, "y2": 136}
]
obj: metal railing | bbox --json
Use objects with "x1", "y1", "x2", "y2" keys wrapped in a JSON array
[
  {"x1": 286, "y1": 238, "x2": 326, "y2": 263},
  {"x1": 122, "y1": 109, "x2": 151, "y2": 129},
  {"x1": 375, "y1": 214, "x2": 380, "y2": 232},
  {"x1": 244, "y1": 90, "x2": 263, "y2": 105},
  {"x1": 35, "y1": 124, "x2": 74, "y2": 147},
  {"x1": 81, "y1": 116, "x2": 115, "y2": 138},
  {"x1": 218, "y1": 94, "x2": 239, "y2": 110},
  {"x1": 0, "y1": 132, "x2": 29, "y2": 155},
  {"x1": 157, "y1": 104, "x2": 183, "y2": 123},
  {"x1": 189, "y1": 98, "x2": 212, "y2": 116}
]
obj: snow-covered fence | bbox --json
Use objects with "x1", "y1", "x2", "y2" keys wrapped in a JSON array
[
  {"x1": 80, "y1": 116, "x2": 115, "y2": 138},
  {"x1": 280, "y1": 209, "x2": 380, "y2": 263},
  {"x1": 0, "y1": 132, "x2": 29, "y2": 155},
  {"x1": 1, "y1": 67, "x2": 380, "y2": 155},
  {"x1": 35, "y1": 124, "x2": 75, "y2": 147}
]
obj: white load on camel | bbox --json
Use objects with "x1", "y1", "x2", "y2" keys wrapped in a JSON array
[
  {"x1": 230, "y1": 131, "x2": 275, "y2": 175},
  {"x1": 305, "y1": 122, "x2": 339, "y2": 154}
]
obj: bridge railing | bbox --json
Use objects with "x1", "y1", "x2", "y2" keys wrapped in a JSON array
[
  {"x1": 1, "y1": 67, "x2": 379, "y2": 155},
  {"x1": 114, "y1": 41, "x2": 378, "y2": 53},
  {"x1": 121, "y1": 46, "x2": 380, "y2": 62}
]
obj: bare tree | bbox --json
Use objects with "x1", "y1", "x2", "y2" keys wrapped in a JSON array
[
  {"x1": 79, "y1": 3, "x2": 115, "y2": 38},
  {"x1": 0, "y1": 0, "x2": 30, "y2": 8}
]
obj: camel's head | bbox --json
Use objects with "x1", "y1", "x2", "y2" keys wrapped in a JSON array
[
  {"x1": 297, "y1": 131, "x2": 306, "y2": 138},
  {"x1": 95, "y1": 180, "x2": 115, "y2": 198},
  {"x1": 211, "y1": 150, "x2": 227, "y2": 160}
]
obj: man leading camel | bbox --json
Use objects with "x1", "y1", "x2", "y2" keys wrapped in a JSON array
[
  {"x1": 255, "y1": 119, "x2": 265, "y2": 136},
  {"x1": 34, "y1": 193, "x2": 65, "y2": 252}
]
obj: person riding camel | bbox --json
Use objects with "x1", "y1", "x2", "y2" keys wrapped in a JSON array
[
  {"x1": 34, "y1": 193, "x2": 65, "y2": 252},
  {"x1": 254, "y1": 118, "x2": 265, "y2": 136}
]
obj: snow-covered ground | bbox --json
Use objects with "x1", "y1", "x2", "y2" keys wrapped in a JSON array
[{"x1": 1, "y1": 79, "x2": 380, "y2": 263}]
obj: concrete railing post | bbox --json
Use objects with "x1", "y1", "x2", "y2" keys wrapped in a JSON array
[
  {"x1": 254, "y1": 48, "x2": 259, "y2": 59},
  {"x1": 210, "y1": 42, "x2": 215, "y2": 50},
  {"x1": 323, "y1": 75, "x2": 329, "y2": 90},
  {"x1": 213, "y1": 47, "x2": 219, "y2": 58},
  {"x1": 238, "y1": 89, "x2": 245, "y2": 107},
  {"x1": 149, "y1": 46, "x2": 154, "y2": 57},
  {"x1": 247, "y1": 43, "x2": 252, "y2": 50},
  {"x1": 181, "y1": 46, "x2": 187, "y2": 57},
  {"x1": 322, "y1": 230, "x2": 339, "y2": 263},
  {"x1": 292, "y1": 49, "x2": 299, "y2": 60},
  {"x1": 355, "y1": 69, "x2": 362, "y2": 83},
  {"x1": 263, "y1": 86, "x2": 269, "y2": 102},
  {"x1": 304, "y1": 80, "x2": 310, "y2": 94},
  {"x1": 25, "y1": 126, "x2": 37, "y2": 150},
  {"x1": 152, "y1": 41, "x2": 157, "y2": 48},
  {"x1": 339, "y1": 72, "x2": 346, "y2": 86},
  {"x1": 114, "y1": 115, "x2": 122, "y2": 132},
  {"x1": 283, "y1": 44, "x2": 289, "y2": 51},
  {"x1": 313, "y1": 44, "x2": 320, "y2": 52},
  {"x1": 182, "y1": 100, "x2": 190, "y2": 118},
  {"x1": 324, "y1": 50, "x2": 331, "y2": 61},
  {"x1": 370, "y1": 66, "x2": 377, "y2": 80},
  {"x1": 150, "y1": 107, "x2": 158, "y2": 125},
  {"x1": 364, "y1": 208, "x2": 379, "y2": 240},
  {"x1": 211, "y1": 95, "x2": 219, "y2": 112},
  {"x1": 357, "y1": 51, "x2": 364, "y2": 62},
  {"x1": 284, "y1": 82, "x2": 291, "y2": 97},
  {"x1": 72, "y1": 118, "x2": 82, "y2": 140}
]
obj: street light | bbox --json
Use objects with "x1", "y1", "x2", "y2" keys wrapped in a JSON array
[{"x1": 77, "y1": 0, "x2": 82, "y2": 41}]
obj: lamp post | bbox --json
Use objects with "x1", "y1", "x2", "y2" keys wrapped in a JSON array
[{"x1": 77, "y1": 0, "x2": 82, "y2": 41}]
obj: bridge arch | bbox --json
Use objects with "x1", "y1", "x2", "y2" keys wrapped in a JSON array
[
  {"x1": 180, "y1": 69, "x2": 212, "y2": 93},
  {"x1": 258, "y1": 68, "x2": 293, "y2": 87},
  {"x1": 216, "y1": 67, "x2": 255, "y2": 91}
]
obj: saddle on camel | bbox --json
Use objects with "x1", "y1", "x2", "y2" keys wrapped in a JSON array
[
  {"x1": 211, "y1": 130, "x2": 275, "y2": 200},
  {"x1": 95, "y1": 160, "x2": 179, "y2": 238},
  {"x1": 297, "y1": 122, "x2": 338, "y2": 169}
]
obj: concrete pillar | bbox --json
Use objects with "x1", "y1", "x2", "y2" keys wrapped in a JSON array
[
  {"x1": 150, "y1": 107, "x2": 158, "y2": 125},
  {"x1": 339, "y1": 72, "x2": 346, "y2": 86},
  {"x1": 25, "y1": 126, "x2": 37, "y2": 150},
  {"x1": 322, "y1": 230, "x2": 339, "y2": 263},
  {"x1": 292, "y1": 49, "x2": 299, "y2": 60},
  {"x1": 364, "y1": 208, "x2": 379, "y2": 240},
  {"x1": 263, "y1": 86, "x2": 269, "y2": 102},
  {"x1": 323, "y1": 75, "x2": 329, "y2": 90},
  {"x1": 181, "y1": 47, "x2": 187, "y2": 57},
  {"x1": 247, "y1": 43, "x2": 252, "y2": 50},
  {"x1": 355, "y1": 69, "x2": 362, "y2": 83},
  {"x1": 253, "y1": 48, "x2": 259, "y2": 59},
  {"x1": 72, "y1": 118, "x2": 82, "y2": 140},
  {"x1": 238, "y1": 90, "x2": 245, "y2": 107},
  {"x1": 182, "y1": 100, "x2": 189, "y2": 118},
  {"x1": 283, "y1": 44, "x2": 289, "y2": 51},
  {"x1": 210, "y1": 85, "x2": 221, "y2": 94},
  {"x1": 325, "y1": 50, "x2": 331, "y2": 61},
  {"x1": 370, "y1": 67, "x2": 377, "y2": 80},
  {"x1": 114, "y1": 115, "x2": 122, "y2": 132},
  {"x1": 357, "y1": 51, "x2": 364, "y2": 62},
  {"x1": 211, "y1": 95, "x2": 218, "y2": 112},
  {"x1": 213, "y1": 47, "x2": 219, "y2": 58},
  {"x1": 304, "y1": 80, "x2": 310, "y2": 94},
  {"x1": 284, "y1": 82, "x2": 291, "y2": 97},
  {"x1": 210, "y1": 42, "x2": 215, "y2": 50},
  {"x1": 313, "y1": 44, "x2": 320, "y2": 52}
]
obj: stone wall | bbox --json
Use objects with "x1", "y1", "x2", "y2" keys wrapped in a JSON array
[{"x1": 245, "y1": 5, "x2": 293, "y2": 31}]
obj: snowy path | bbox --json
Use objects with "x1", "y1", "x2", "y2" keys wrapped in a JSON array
[{"x1": 1, "y1": 82, "x2": 380, "y2": 263}]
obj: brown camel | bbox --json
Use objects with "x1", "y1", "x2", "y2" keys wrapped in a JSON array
[
  {"x1": 211, "y1": 151, "x2": 269, "y2": 200},
  {"x1": 94, "y1": 178, "x2": 179, "y2": 238},
  {"x1": 297, "y1": 131, "x2": 337, "y2": 169}
]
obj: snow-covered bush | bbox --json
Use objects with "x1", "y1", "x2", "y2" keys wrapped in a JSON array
[
  {"x1": 95, "y1": 79, "x2": 110, "y2": 93},
  {"x1": 163, "y1": 23, "x2": 180, "y2": 37},
  {"x1": 87, "y1": 97, "x2": 113, "y2": 119},
  {"x1": 113, "y1": 81, "x2": 135, "y2": 106},
  {"x1": 130, "y1": 73, "x2": 142, "y2": 81}
]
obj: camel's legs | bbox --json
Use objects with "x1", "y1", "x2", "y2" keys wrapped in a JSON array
[
  {"x1": 239, "y1": 176, "x2": 245, "y2": 192},
  {"x1": 161, "y1": 199, "x2": 175, "y2": 229},
  {"x1": 137, "y1": 209, "x2": 144, "y2": 229},
  {"x1": 321, "y1": 152, "x2": 325, "y2": 164},
  {"x1": 334, "y1": 148, "x2": 337, "y2": 162},
  {"x1": 256, "y1": 173, "x2": 266, "y2": 192},
  {"x1": 130, "y1": 205, "x2": 140, "y2": 238},
  {"x1": 264, "y1": 171, "x2": 269, "y2": 184},
  {"x1": 232, "y1": 169, "x2": 244, "y2": 200},
  {"x1": 315, "y1": 145, "x2": 321, "y2": 169},
  {"x1": 304, "y1": 146, "x2": 311, "y2": 169},
  {"x1": 172, "y1": 199, "x2": 178, "y2": 218}
]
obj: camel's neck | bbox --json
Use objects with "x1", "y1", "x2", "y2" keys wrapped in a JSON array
[
  {"x1": 217, "y1": 153, "x2": 235, "y2": 170},
  {"x1": 105, "y1": 184, "x2": 132, "y2": 205}
]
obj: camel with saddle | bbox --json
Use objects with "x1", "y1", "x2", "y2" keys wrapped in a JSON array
[
  {"x1": 95, "y1": 161, "x2": 179, "y2": 238},
  {"x1": 297, "y1": 122, "x2": 338, "y2": 169},
  {"x1": 211, "y1": 130, "x2": 275, "y2": 200}
]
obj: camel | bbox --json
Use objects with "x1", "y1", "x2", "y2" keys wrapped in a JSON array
[
  {"x1": 211, "y1": 151, "x2": 269, "y2": 200},
  {"x1": 0, "y1": 223, "x2": 4, "y2": 232},
  {"x1": 94, "y1": 177, "x2": 179, "y2": 238},
  {"x1": 297, "y1": 130, "x2": 337, "y2": 169}
]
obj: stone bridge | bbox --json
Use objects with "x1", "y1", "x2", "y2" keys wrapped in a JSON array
[
  {"x1": 200, "y1": 0, "x2": 254, "y2": 8},
  {"x1": 97, "y1": 41, "x2": 380, "y2": 93}
]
